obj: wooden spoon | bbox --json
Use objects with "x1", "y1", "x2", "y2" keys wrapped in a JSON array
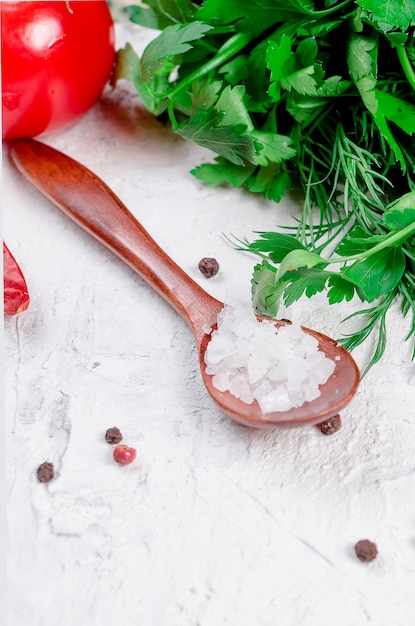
[{"x1": 9, "y1": 139, "x2": 360, "y2": 429}]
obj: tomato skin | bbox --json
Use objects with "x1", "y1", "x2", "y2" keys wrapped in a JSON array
[{"x1": 1, "y1": 1, "x2": 115, "y2": 139}]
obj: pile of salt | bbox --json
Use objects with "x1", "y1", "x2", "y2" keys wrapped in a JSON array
[{"x1": 204, "y1": 305, "x2": 335, "y2": 414}]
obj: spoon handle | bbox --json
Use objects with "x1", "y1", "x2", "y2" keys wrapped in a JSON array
[{"x1": 9, "y1": 139, "x2": 223, "y2": 335}]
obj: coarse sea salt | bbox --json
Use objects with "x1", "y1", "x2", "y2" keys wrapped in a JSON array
[{"x1": 204, "y1": 305, "x2": 335, "y2": 414}]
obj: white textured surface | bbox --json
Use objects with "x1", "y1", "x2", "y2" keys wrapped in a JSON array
[{"x1": 4, "y1": 21, "x2": 415, "y2": 626}]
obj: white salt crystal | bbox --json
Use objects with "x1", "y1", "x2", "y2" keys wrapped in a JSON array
[
  {"x1": 302, "y1": 380, "x2": 322, "y2": 402},
  {"x1": 286, "y1": 362, "x2": 307, "y2": 390},
  {"x1": 257, "y1": 385, "x2": 292, "y2": 413},
  {"x1": 268, "y1": 364, "x2": 287, "y2": 382},
  {"x1": 204, "y1": 305, "x2": 335, "y2": 414},
  {"x1": 247, "y1": 353, "x2": 269, "y2": 384},
  {"x1": 229, "y1": 373, "x2": 254, "y2": 404},
  {"x1": 317, "y1": 355, "x2": 338, "y2": 380},
  {"x1": 212, "y1": 372, "x2": 230, "y2": 392},
  {"x1": 204, "y1": 333, "x2": 235, "y2": 364}
]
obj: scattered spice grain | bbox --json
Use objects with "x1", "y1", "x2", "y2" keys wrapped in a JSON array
[
  {"x1": 113, "y1": 444, "x2": 136, "y2": 465},
  {"x1": 105, "y1": 426, "x2": 123, "y2": 444},
  {"x1": 36, "y1": 461, "x2": 55, "y2": 483},
  {"x1": 316, "y1": 414, "x2": 342, "y2": 435},
  {"x1": 354, "y1": 539, "x2": 378, "y2": 562},
  {"x1": 198, "y1": 257, "x2": 219, "y2": 278}
]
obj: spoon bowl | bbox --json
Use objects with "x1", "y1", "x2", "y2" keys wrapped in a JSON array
[
  {"x1": 9, "y1": 139, "x2": 360, "y2": 428},
  {"x1": 200, "y1": 318, "x2": 359, "y2": 428}
]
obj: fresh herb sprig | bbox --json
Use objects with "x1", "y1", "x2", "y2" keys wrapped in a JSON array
[
  {"x1": 114, "y1": 0, "x2": 415, "y2": 372},
  {"x1": 233, "y1": 190, "x2": 415, "y2": 374}
]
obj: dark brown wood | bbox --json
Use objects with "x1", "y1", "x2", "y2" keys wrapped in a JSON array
[
  {"x1": 9, "y1": 138, "x2": 223, "y2": 340},
  {"x1": 9, "y1": 139, "x2": 360, "y2": 428}
]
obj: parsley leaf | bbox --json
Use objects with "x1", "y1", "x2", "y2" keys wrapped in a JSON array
[
  {"x1": 215, "y1": 85, "x2": 254, "y2": 130},
  {"x1": 195, "y1": 0, "x2": 312, "y2": 36},
  {"x1": 342, "y1": 247, "x2": 406, "y2": 301},
  {"x1": 383, "y1": 190, "x2": 415, "y2": 228},
  {"x1": 126, "y1": 0, "x2": 197, "y2": 29},
  {"x1": 276, "y1": 248, "x2": 327, "y2": 280},
  {"x1": 282, "y1": 268, "x2": 334, "y2": 305},
  {"x1": 347, "y1": 32, "x2": 406, "y2": 168},
  {"x1": 251, "y1": 131, "x2": 297, "y2": 166},
  {"x1": 120, "y1": 0, "x2": 415, "y2": 372},
  {"x1": 188, "y1": 79, "x2": 222, "y2": 114},
  {"x1": 140, "y1": 22, "x2": 213, "y2": 82},
  {"x1": 175, "y1": 106, "x2": 256, "y2": 165},
  {"x1": 327, "y1": 274, "x2": 356, "y2": 304},
  {"x1": 356, "y1": 0, "x2": 415, "y2": 32},
  {"x1": 375, "y1": 90, "x2": 415, "y2": 135},
  {"x1": 251, "y1": 260, "x2": 287, "y2": 317},
  {"x1": 191, "y1": 157, "x2": 255, "y2": 187},
  {"x1": 245, "y1": 232, "x2": 307, "y2": 260}
]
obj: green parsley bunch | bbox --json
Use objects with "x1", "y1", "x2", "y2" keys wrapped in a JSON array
[{"x1": 114, "y1": 0, "x2": 415, "y2": 373}]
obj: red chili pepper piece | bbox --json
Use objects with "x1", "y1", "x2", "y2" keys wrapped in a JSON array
[{"x1": 3, "y1": 241, "x2": 30, "y2": 315}]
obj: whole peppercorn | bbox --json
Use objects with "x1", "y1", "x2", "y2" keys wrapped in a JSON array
[
  {"x1": 354, "y1": 539, "x2": 378, "y2": 562},
  {"x1": 105, "y1": 426, "x2": 123, "y2": 444},
  {"x1": 36, "y1": 461, "x2": 55, "y2": 483},
  {"x1": 113, "y1": 444, "x2": 136, "y2": 465},
  {"x1": 316, "y1": 414, "x2": 342, "y2": 435},
  {"x1": 198, "y1": 257, "x2": 219, "y2": 278}
]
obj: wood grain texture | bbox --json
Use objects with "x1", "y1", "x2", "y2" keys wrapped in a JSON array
[{"x1": 9, "y1": 138, "x2": 360, "y2": 428}]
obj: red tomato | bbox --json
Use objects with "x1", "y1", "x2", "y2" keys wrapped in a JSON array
[{"x1": 1, "y1": 0, "x2": 115, "y2": 139}]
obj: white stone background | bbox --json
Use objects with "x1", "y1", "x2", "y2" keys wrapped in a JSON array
[{"x1": 3, "y1": 14, "x2": 415, "y2": 626}]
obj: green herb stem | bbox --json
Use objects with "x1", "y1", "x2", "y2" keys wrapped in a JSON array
[
  {"x1": 302, "y1": 0, "x2": 354, "y2": 18},
  {"x1": 325, "y1": 220, "x2": 415, "y2": 265},
  {"x1": 120, "y1": 0, "x2": 415, "y2": 372},
  {"x1": 396, "y1": 45, "x2": 415, "y2": 93},
  {"x1": 166, "y1": 32, "x2": 253, "y2": 101}
]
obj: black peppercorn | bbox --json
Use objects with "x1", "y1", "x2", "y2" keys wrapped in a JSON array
[
  {"x1": 36, "y1": 461, "x2": 55, "y2": 483},
  {"x1": 354, "y1": 539, "x2": 378, "y2": 562},
  {"x1": 198, "y1": 257, "x2": 219, "y2": 278},
  {"x1": 316, "y1": 414, "x2": 342, "y2": 435},
  {"x1": 105, "y1": 427, "x2": 123, "y2": 444}
]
